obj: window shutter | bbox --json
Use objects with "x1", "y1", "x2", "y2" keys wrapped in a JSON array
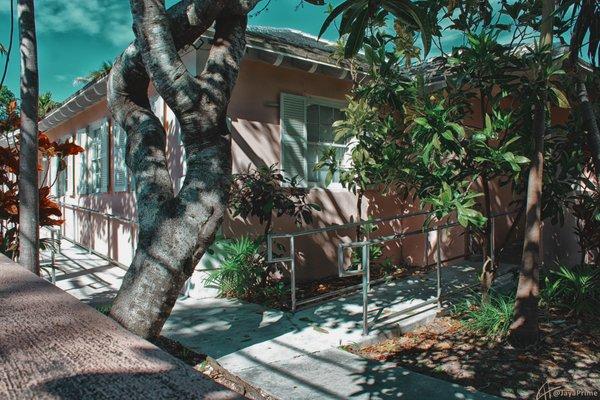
[
  {"x1": 280, "y1": 93, "x2": 307, "y2": 186},
  {"x1": 56, "y1": 157, "x2": 65, "y2": 197},
  {"x1": 100, "y1": 119, "x2": 109, "y2": 193},
  {"x1": 77, "y1": 128, "x2": 88, "y2": 195},
  {"x1": 48, "y1": 157, "x2": 56, "y2": 196},
  {"x1": 66, "y1": 134, "x2": 73, "y2": 196},
  {"x1": 113, "y1": 124, "x2": 128, "y2": 192},
  {"x1": 88, "y1": 128, "x2": 98, "y2": 193}
]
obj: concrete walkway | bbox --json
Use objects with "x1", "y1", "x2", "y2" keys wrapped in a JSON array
[{"x1": 43, "y1": 240, "x2": 503, "y2": 400}]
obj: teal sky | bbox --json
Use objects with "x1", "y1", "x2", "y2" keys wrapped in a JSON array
[
  {"x1": 0, "y1": 1, "x2": 582, "y2": 102},
  {"x1": 0, "y1": 0, "x2": 345, "y2": 101}
]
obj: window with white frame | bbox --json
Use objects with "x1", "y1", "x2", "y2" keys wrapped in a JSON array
[
  {"x1": 80, "y1": 119, "x2": 109, "y2": 195},
  {"x1": 280, "y1": 93, "x2": 348, "y2": 188}
]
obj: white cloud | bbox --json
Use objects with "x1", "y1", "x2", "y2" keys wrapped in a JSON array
[{"x1": 1, "y1": 0, "x2": 135, "y2": 46}]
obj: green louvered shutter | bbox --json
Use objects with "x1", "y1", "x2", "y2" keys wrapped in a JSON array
[
  {"x1": 113, "y1": 124, "x2": 128, "y2": 192},
  {"x1": 100, "y1": 119, "x2": 109, "y2": 192},
  {"x1": 88, "y1": 126, "x2": 99, "y2": 193},
  {"x1": 77, "y1": 128, "x2": 88, "y2": 195},
  {"x1": 280, "y1": 93, "x2": 307, "y2": 187}
]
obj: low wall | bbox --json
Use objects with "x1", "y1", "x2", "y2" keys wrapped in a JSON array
[{"x1": 0, "y1": 255, "x2": 240, "y2": 400}]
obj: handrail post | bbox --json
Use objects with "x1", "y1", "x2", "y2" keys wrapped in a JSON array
[
  {"x1": 490, "y1": 216, "x2": 496, "y2": 269},
  {"x1": 290, "y1": 236, "x2": 296, "y2": 312},
  {"x1": 50, "y1": 229, "x2": 56, "y2": 285},
  {"x1": 266, "y1": 234, "x2": 273, "y2": 263},
  {"x1": 436, "y1": 226, "x2": 442, "y2": 310},
  {"x1": 424, "y1": 230, "x2": 429, "y2": 266},
  {"x1": 362, "y1": 243, "x2": 370, "y2": 336},
  {"x1": 87, "y1": 210, "x2": 92, "y2": 254}
]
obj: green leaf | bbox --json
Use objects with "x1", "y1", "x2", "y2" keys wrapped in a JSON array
[
  {"x1": 446, "y1": 122, "x2": 465, "y2": 139},
  {"x1": 550, "y1": 85, "x2": 570, "y2": 108},
  {"x1": 441, "y1": 129, "x2": 454, "y2": 141},
  {"x1": 414, "y1": 117, "x2": 432, "y2": 129},
  {"x1": 484, "y1": 114, "x2": 493, "y2": 133},
  {"x1": 344, "y1": 9, "x2": 369, "y2": 58},
  {"x1": 318, "y1": 0, "x2": 357, "y2": 39}
]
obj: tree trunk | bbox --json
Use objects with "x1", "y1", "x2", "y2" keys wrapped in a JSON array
[
  {"x1": 509, "y1": 101, "x2": 544, "y2": 345},
  {"x1": 576, "y1": 80, "x2": 600, "y2": 176},
  {"x1": 478, "y1": 92, "x2": 495, "y2": 301},
  {"x1": 480, "y1": 176, "x2": 495, "y2": 302},
  {"x1": 508, "y1": 0, "x2": 553, "y2": 347},
  {"x1": 17, "y1": 0, "x2": 39, "y2": 275},
  {"x1": 107, "y1": 0, "x2": 258, "y2": 339}
]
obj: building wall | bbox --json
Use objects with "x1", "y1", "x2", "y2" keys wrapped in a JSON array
[{"x1": 43, "y1": 49, "x2": 580, "y2": 291}]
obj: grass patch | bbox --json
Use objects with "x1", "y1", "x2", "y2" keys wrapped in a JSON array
[{"x1": 453, "y1": 291, "x2": 514, "y2": 340}]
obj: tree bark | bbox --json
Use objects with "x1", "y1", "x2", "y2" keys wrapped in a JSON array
[
  {"x1": 17, "y1": 0, "x2": 39, "y2": 275},
  {"x1": 576, "y1": 80, "x2": 600, "y2": 176},
  {"x1": 508, "y1": 0, "x2": 554, "y2": 346},
  {"x1": 479, "y1": 175, "x2": 495, "y2": 302},
  {"x1": 107, "y1": 0, "x2": 258, "y2": 339},
  {"x1": 509, "y1": 102, "x2": 544, "y2": 345}
]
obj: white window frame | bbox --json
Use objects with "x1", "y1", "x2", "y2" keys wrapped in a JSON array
[
  {"x1": 305, "y1": 96, "x2": 349, "y2": 189},
  {"x1": 280, "y1": 94, "x2": 349, "y2": 190},
  {"x1": 87, "y1": 121, "x2": 103, "y2": 194},
  {"x1": 86, "y1": 119, "x2": 109, "y2": 194}
]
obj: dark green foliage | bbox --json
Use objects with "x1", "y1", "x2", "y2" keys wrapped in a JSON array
[
  {"x1": 204, "y1": 236, "x2": 289, "y2": 305},
  {"x1": 205, "y1": 237, "x2": 264, "y2": 299},
  {"x1": 454, "y1": 291, "x2": 515, "y2": 339},
  {"x1": 541, "y1": 265, "x2": 600, "y2": 317},
  {"x1": 229, "y1": 164, "x2": 321, "y2": 234},
  {"x1": 317, "y1": 0, "x2": 434, "y2": 58}
]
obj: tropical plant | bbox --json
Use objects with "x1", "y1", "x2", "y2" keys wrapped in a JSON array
[
  {"x1": 557, "y1": 0, "x2": 600, "y2": 65},
  {"x1": 0, "y1": 89, "x2": 84, "y2": 260},
  {"x1": 38, "y1": 92, "x2": 60, "y2": 118},
  {"x1": 317, "y1": 0, "x2": 435, "y2": 58},
  {"x1": 541, "y1": 264, "x2": 600, "y2": 317},
  {"x1": 205, "y1": 237, "x2": 264, "y2": 298},
  {"x1": 73, "y1": 61, "x2": 113, "y2": 85},
  {"x1": 204, "y1": 236, "x2": 288, "y2": 304},
  {"x1": 454, "y1": 291, "x2": 515, "y2": 340},
  {"x1": 229, "y1": 164, "x2": 321, "y2": 235}
]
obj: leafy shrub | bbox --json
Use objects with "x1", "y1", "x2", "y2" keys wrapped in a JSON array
[
  {"x1": 570, "y1": 183, "x2": 600, "y2": 265},
  {"x1": 541, "y1": 265, "x2": 600, "y2": 317},
  {"x1": 205, "y1": 237, "x2": 264, "y2": 299},
  {"x1": 229, "y1": 164, "x2": 321, "y2": 235},
  {"x1": 351, "y1": 218, "x2": 383, "y2": 267},
  {"x1": 204, "y1": 237, "x2": 289, "y2": 305},
  {"x1": 454, "y1": 291, "x2": 515, "y2": 339}
]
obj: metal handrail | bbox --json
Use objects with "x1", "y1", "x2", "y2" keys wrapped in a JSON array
[
  {"x1": 57, "y1": 201, "x2": 138, "y2": 226},
  {"x1": 55, "y1": 201, "x2": 136, "y2": 269},
  {"x1": 267, "y1": 206, "x2": 520, "y2": 327},
  {"x1": 267, "y1": 208, "x2": 439, "y2": 311},
  {"x1": 268, "y1": 210, "x2": 431, "y2": 239},
  {"x1": 340, "y1": 209, "x2": 520, "y2": 335}
]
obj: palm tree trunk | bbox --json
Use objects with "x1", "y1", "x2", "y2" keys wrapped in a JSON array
[{"x1": 17, "y1": 0, "x2": 39, "y2": 275}]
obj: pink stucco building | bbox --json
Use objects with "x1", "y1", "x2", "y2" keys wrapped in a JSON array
[{"x1": 40, "y1": 27, "x2": 579, "y2": 297}]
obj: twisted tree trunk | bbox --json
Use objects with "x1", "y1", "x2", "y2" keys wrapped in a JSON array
[
  {"x1": 17, "y1": 0, "x2": 39, "y2": 275},
  {"x1": 108, "y1": 0, "x2": 258, "y2": 339}
]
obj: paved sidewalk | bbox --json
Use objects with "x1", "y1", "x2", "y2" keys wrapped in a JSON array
[{"x1": 44, "y1": 241, "x2": 503, "y2": 399}]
